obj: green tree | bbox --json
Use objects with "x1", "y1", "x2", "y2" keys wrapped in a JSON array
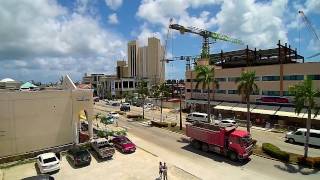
[
  {"x1": 236, "y1": 71, "x2": 258, "y2": 133},
  {"x1": 289, "y1": 78, "x2": 320, "y2": 158},
  {"x1": 195, "y1": 65, "x2": 218, "y2": 123},
  {"x1": 153, "y1": 83, "x2": 170, "y2": 122},
  {"x1": 137, "y1": 80, "x2": 149, "y2": 119}
]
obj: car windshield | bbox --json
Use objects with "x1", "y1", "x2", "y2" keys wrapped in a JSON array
[
  {"x1": 43, "y1": 157, "x2": 57, "y2": 164},
  {"x1": 75, "y1": 149, "x2": 88, "y2": 156},
  {"x1": 120, "y1": 138, "x2": 131, "y2": 144}
]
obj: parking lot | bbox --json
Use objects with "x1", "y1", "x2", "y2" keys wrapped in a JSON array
[{"x1": 1, "y1": 141, "x2": 198, "y2": 180}]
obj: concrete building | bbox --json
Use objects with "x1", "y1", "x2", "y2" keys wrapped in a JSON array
[
  {"x1": 83, "y1": 37, "x2": 165, "y2": 98},
  {"x1": 0, "y1": 78, "x2": 21, "y2": 90},
  {"x1": 0, "y1": 76, "x2": 94, "y2": 157},
  {"x1": 185, "y1": 43, "x2": 320, "y2": 128}
]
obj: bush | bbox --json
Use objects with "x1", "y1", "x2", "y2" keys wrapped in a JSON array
[
  {"x1": 150, "y1": 121, "x2": 169, "y2": 127},
  {"x1": 262, "y1": 143, "x2": 290, "y2": 162},
  {"x1": 127, "y1": 114, "x2": 143, "y2": 119},
  {"x1": 97, "y1": 130, "x2": 107, "y2": 138},
  {"x1": 298, "y1": 157, "x2": 320, "y2": 168},
  {"x1": 170, "y1": 122, "x2": 177, "y2": 127},
  {"x1": 116, "y1": 111, "x2": 126, "y2": 115}
]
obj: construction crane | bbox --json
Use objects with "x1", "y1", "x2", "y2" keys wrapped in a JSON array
[
  {"x1": 298, "y1": 10, "x2": 320, "y2": 58},
  {"x1": 169, "y1": 23, "x2": 244, "y2": 59},
  {"x1": 163, "y1": 55, "x2": 199, "y2": 71}
]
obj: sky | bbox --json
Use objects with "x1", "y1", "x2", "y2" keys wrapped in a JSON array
[{"x1": 0, "y1": 0, "x2": 320, "y2": 83}]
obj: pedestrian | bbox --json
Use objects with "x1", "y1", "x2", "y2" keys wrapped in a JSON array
[
  {"x1": 163, "y1": 162, "x2": 168, "y2": 180},
  {"x1": 159, "y1": 162, "x2": 163, "y2": 179}
]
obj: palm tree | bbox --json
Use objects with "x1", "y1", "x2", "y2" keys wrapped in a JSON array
[
  {"x1": 289, "y1": 78, "x2": 320, "y2": 158},
  {"x1": 236, "y1": 71, "x2": 258, "y2": 133},
  {"x1": 137, "y1": 80, "x2": 149, "y2": 120},
  {"x1": 195, "y1": 65, "x2": 218, "y2": 123},
  {"x1": 153, "y1": 83, "x2": 170, "y2": 122}
]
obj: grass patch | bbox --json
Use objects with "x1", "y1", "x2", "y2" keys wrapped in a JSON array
[{"x1": 133, "y1": 117, "x2": 149, "y2": 122}]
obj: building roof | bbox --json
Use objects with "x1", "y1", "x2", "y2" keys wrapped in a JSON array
[
  {"x1": 20, "y1": 82, "x2": 38, "y2": 89},
  {"x1": 0, "y1": 78, "x2": 16, "y2": 82}
]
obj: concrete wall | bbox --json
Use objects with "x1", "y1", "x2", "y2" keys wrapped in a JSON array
[{"x1": 0, "y1": 83, "x2": 93, "y2": 157}]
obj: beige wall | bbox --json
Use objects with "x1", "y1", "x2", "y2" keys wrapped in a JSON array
[
  {"x1": 185, "y1": 62, "x2": 320, "y2": 103},
  {"x1": 0, "y1": 77, "x2": 93, "y2": 157}
]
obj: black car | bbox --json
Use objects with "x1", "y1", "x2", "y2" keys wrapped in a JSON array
[
  {"x1": 22, "y1": 175, "x2": 54, "y2": 180},
  {"x1": 67, "y1": 147, "x2": 91, "y2": 167}
]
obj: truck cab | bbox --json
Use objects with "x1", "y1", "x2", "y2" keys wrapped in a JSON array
[{"x1": 228, "y1": 130, "x2": 253, "y2": 160}]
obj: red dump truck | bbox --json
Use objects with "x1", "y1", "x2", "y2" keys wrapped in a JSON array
[{"x1": 186, "y1": 123, "x2": 254, "y2": 161}]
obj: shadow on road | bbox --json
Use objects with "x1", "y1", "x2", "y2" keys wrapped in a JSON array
[
  {"x1": 177, "y1": 137, "x2": 190, "y2": 143},
  {"x1": 181, "y1": 144, "x2": 251, "y2": 167},
  {"x1": 274, "y1": 163, "x2": 319, "y2": 175}
]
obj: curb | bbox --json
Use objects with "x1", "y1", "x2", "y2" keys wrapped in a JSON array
[
  {"x1": 136, "y1": 146, "x2": 158, "y2": 157},
  {"x1": 252, "y1": 153, "x2": 298, "y2": 165}
]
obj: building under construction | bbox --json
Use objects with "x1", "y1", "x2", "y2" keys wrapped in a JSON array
[{"x1": 185, "y1": 41, "x2": 320, "y2": 129}]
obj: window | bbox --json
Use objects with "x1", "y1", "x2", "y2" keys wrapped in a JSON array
[
  {"x1": 186, "y1": 89, "x2": 191, "y2": 92},
  {"x1": 192, "y1": 89, "x2": 201, "y2": 93},
  {"x1": 283, "y1": 91, "x2": 293, "y2": 96},
  {"x1": 307, "y1": 75, "x2": 320, "y2": 80},
  {"x1": 43, "y1": 157, "x2": 57, "y2": 164},
  {"x1": 123, "y1": 81, "x2": 128, "y2": 88},
  {"x1": 216, "y1": 78, "x2": 226, "y2": 82},
  {"x1": 216, "y1": 90, "x2": 226, "y2": 94},
  {"x1": 193, "y1": 114, "x2": 206, "y2": 118},
  {"x1": 228, "y1": 90, "x2": 238, "y2": 94},
  {"x1": 115, "y1": 82, "x2": 118, "y2": 89},
  {"x1": 186, "y1": 79, "x2": 191, "y2": 82},
  {"x1": 283, "y1": 75, "x2": 304, "y2": 81},
  {"x1": 295, "y1": 131, "x2": 303, "y2": 135},
  {"x1": 262, "y1": 76, "x2": 280, "y2": 81},
  {"x1": 262, "y1": 91, "x2": 280, "y2": 96},
  {"x1": 254, "y1": 76, "x2": 261, "y2": 81},
  {"x1": 129, "y1": 81, "x2": 133, "y2": 88},
  {"x1": 310, "y1": 133, "x2": 320, "y2": 138},
  {"x1": 228, "y1": 77, "x2": 240, "y2": 82}
]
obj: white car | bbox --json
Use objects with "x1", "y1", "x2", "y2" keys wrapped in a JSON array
[
  {"x1": 285, "y1": 128, "x2": 320, "y2": 146},
  {"x1": 214, "y1": 119, "x2": 237, "y2": 127},
  {"x1": 108, "y1": 112, "x2": 119, "y2": 119},
  {"x1": 36, "y1": 153, "x2": 60, "y2": 174},
  {"x1": 143, "y1": 103, "x2": 153, "y2": 109}
]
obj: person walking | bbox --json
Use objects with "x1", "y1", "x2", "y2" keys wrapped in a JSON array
[
  {"x1": 159, "y1": 162, "x2": 163, "y2": 179},
  {"x1": 163, "y1": 162, "x2": 168, "y2": 180}
]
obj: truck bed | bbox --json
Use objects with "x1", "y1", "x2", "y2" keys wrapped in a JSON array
[{"x1": 186, "y1": 123, "x2": 234, "y2": 147}]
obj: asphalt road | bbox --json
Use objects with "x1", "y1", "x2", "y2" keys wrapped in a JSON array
[
  {"x1": 96, "y1": 101, "x2": 320, "y2": 157},
  {"x1": 95, "y1": 104, "x2": 320, "y2": 180}
]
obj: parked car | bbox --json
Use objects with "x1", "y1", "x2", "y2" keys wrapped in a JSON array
[
  {"x1": 111, "y1": 136, "x2": 136, "y2": 153},
  {"x1": 36, "y1": 153, "x2": 60, "y2": 174},
  {"x1": 108, "y1": 112, "x2": 119, "y2": 119},
  {"x1": 91, "y1": 138, "x2": 115, "y2": 159},
  {"x1": 186, "y1": 112, "x2": 208, "y2": 123},
  {"x1": 285, "y1": 128, "x2": 320, "y2": 146},
  {"x1": 22, "y1": 175, "x2": 54, "y2": 180},
  {"x1": 67, "y1": 146, "x2": 91, "y2": 167},
  {"x1": 120, "y1": 103, "x2": 131, "y2": 111},
  {"x1": 214, "y1": 118, "x2": 237, "y2": 127},
  {"x1": 111, "y1": 102, "x2": 120, "y2": 106},
  {"x1": 93, "y1": 97, "x2": 100, "y2": 102}
]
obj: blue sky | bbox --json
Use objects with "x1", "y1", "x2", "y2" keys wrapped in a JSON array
[{"x1": 0, "y1": 0, "x2": 319, "y2": 83}]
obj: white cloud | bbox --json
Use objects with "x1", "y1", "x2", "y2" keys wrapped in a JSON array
[
  {"x1": 216, "y1": 0, "x2": 288, "y2": 48},
  {"x1": 305, "y1": 0, "x2": 320, "y2": 14},
  {"x1": 105, "y1": 0, "x2": 123, "y2": 10},
  {"x1": 0, "y1": 0, "x2": 126, "y2": 82},
  {"x1": 136, "y1": 24, "x2": 162, "y2": 46},
  {"x1": 108, "y1": 13, "x2": 119, "y2": 24}
]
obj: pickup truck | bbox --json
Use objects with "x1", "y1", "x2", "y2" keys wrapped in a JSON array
[{"x1": 91, "y1": 138, "x2": 115, "y2": 159}]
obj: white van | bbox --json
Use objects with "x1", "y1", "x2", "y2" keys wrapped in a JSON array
[
  {"x1": 186, "y1": 112, "x2": 208, "y2": 123},
  {"x1": 285, "y1": 128, "x2": 320, "y2": 146}
]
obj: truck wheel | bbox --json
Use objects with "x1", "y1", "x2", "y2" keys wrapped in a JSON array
[
  {"x1": 191, "y1": 140, "x2": 201, "y2": 149},
  {"x1": 288, "y1": 138, "x2": 295, "y2": 144},
  {"x1": 228, "y1": 151, "x2": 238, "y2": 162},
  {"x1": 201, "y1": 143, "x2": 209, "y2": 152}
]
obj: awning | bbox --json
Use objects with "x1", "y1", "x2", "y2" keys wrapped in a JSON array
[
  {"x1": 275, "y1": 107, "x2": 306, "y2": 118},
  {"x1": 186, "y1": 99, "x2": 222, "y2": 106},
  {"x1": 251, "y1": 105, "x2": 280, "y2": 115},
  {"x1": 214, "y1": 102, "x2": 237, "y2": 110},
  {"x1": 302, "y1": 112, "x2": 320, "y2": 121},
  {"x1": 231, "y1": 103, "x2": 256, "y2": 112}
]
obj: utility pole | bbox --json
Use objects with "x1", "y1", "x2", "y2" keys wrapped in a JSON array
[{"x1": 179, "y1": 87, "x2": 182, "y2": 130}]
